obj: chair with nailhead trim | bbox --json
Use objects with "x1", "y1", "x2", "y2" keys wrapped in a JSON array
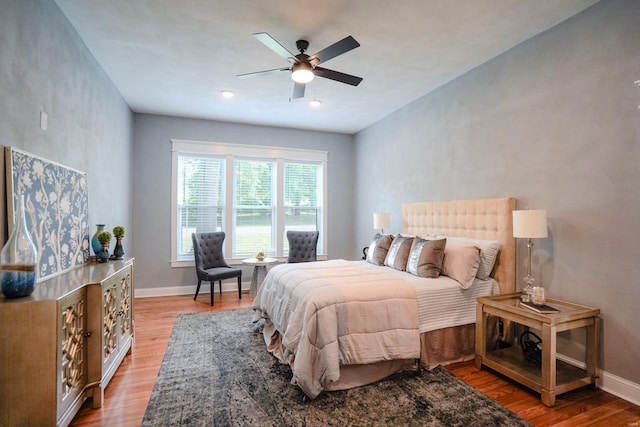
[{"x1": 192, "y1": 232, "x2": 242, "y2": 305}]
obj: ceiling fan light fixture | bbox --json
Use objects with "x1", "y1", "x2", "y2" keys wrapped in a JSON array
[
  {"x1": 239, "y1": 33, "x2": 361, "y2": 100},
  {"x1": 291, "y1": 63, "x2": 314, "y2": 84}
]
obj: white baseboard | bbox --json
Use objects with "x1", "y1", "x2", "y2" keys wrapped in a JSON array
[
  {"x1": 134, "y1": 286, "x2": 640, "y2": 407},
  {"x1": 556, "y1": 354, "x2": 640, "y2": 406}
]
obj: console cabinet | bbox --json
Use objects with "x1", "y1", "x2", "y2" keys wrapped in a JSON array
[{"x1": 0, "y1": 258, "x2": 134, "y2": 427}]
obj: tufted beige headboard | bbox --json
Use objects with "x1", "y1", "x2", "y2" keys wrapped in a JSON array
[{"x1": 402, "y1": 197, "x2": 516, "y2": 295}]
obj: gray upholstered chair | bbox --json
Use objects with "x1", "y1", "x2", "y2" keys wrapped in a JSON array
[
  {"x1": 286, "y1": 230, "x2": 319, "y2": 263},
  {"x1": 192, "y1": 232, "x2": 242, "y2": 306}
]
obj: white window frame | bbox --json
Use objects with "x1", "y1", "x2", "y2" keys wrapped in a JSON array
[{"x1": 170, "y1": 139, "x2": 328, "y2": 267}]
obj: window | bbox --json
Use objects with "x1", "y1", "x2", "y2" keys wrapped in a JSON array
[
  {"x1": 233, "y1": 159, "x2": 275, "y2": 256},
  {"x1": 175, "y1": 155, "x2": 225, "y2": 259},
  {"x1": 283, "y1": 162, "x2": 322, "y2": 252},
  {"x1": 171, "y1": 140, "x2": 327, "y2": 265}
]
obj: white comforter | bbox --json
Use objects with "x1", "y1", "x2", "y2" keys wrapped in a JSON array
[{"x1": 252, "y1": 259, "x2": 421, "y2": 399}]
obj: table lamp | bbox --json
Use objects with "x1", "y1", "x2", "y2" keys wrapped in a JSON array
[
  {"x1": 373, "y1": 213, "x2": 390, "y2": 234},
  {"x1": 513, "y1": 209, "x2": 548, "y2": 303}
]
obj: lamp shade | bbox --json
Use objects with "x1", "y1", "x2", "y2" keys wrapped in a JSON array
[
  {"x1": 513, "y1": 210, "x2": 548, "y2": 238},
  {"x1": 373, "y1": 213, "x2": 390, "y2": 230}
]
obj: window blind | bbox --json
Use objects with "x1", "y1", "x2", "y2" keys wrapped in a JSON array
[
  {"x1": 233, "y1": 159, "x2": 275, "y2": 255},
  {"x1": 283, "y1": 162, "x2": 321, "y2": 252},
  {"x1": 176, "y1": 154, "x2": 225, "y2": 257}
]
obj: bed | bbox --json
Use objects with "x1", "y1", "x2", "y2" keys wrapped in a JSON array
[{"x1": 252, "y1": 197, "x2": 516, "y2": 399}]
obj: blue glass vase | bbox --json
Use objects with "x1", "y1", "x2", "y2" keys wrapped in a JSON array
[
  {"x1": 91, "y1": 224, "x2": 105, "y2": 256},
  {"x1": 1, "y1": 195, "x2": 38, "y2": 298}
]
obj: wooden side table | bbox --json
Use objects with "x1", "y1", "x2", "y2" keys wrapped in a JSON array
[
  {"x1": 475, "y1": 293, "x2": 600, "y2": 406},
  {"x1": 242, "y1": 257, "x2": 278, "y2": 297}
]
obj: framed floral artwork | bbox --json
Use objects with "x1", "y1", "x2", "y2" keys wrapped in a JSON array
[{"x1": 5, "y1": 147, "x2": 90, "y2": 281}]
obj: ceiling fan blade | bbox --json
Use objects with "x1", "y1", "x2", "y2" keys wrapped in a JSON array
[
  {"x1": 237, "y1": 67, "x2": 290, "y2": 79},
  {"x1": 253, "y1": 32, "x2": 297, "y2": 63},
  {"x1": 308, "y1": 36, "x2": 360, "y2": 65},
  {"x1": 314, "y1": 67, "x2": 363, "y2": 86},
  {"x1": 292, "y1": 82, "x2": 306, "y2": 99}
]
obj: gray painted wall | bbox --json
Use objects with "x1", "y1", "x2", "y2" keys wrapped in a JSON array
[
  {"x1": 131, "y1": 114, "x2": 355, "y2": 291},
  {"x1": 354, "y1": 0, "x2": 640, "y2": 384},
  {"x1": 0, "y1": 0, "x2": 134, "y2": 246}
]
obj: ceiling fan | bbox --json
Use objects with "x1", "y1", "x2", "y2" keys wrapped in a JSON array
[{"x1": 237, "y1": 32, "x2": 363, "y2": 99}]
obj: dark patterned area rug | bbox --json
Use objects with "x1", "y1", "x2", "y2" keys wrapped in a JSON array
[{"x1": 143, "y1": 309, "x2": 531, "y2": 427}]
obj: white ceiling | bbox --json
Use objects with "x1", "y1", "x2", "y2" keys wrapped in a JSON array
[{"x1": 53, "y1": 0, "x2": 598, "y2": 134}]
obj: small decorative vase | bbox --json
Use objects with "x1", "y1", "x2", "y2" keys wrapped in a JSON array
[
  {"x1": 110, "y1": 236, "x2": 125, "y2": 260},
  {"x1": 91, "y1": 224, "x2": 105, "y2": 256},
  {"x1": 98, "y1": 242, "x2": 110, "y2": 263},
  {"x1": 1, "y1": 195, "x2": 38, "y2": 298}
]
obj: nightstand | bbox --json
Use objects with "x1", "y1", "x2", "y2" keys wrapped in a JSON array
[{"x1": 475, "y1": 293, "x2": 600, "y2": 406}]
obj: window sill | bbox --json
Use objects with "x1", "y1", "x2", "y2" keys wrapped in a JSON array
[{"x1": 171, "y1": 254, "x2": 328, "y2": 268}]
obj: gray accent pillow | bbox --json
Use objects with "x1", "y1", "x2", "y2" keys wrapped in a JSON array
[
  {"x1": 366, "y1": 233, "x2": 394, "y2": 266},
  {"x1": 406, "y1": 237, "x2": 447, "y2": 278},
  {"x1": 384, "y1": 234, "x2": 414, "y2": 271}
]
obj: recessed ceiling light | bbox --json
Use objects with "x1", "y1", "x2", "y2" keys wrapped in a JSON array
[
  {"x1": 221, "y1": 90, "x2": 234, "y2": 99},
  {"x1": 310, "y1": 99, "x2": 322, "y2": 108}
]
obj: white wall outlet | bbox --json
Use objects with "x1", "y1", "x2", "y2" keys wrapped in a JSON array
[{"x1": 40, "y1": 111, "x2": 48, "y2": 131}]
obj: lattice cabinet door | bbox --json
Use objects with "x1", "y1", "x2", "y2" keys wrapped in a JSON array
[
  {"x1": 101, "y1": 263, "x2": 134, "y2": 389},
  {"x1": 58, "y1": 287, "x2": 88, "y2": 425},
  {"x1": 102, "y1": 279, "x2": 119, "y2": 366},
  {"x1": 119, "y1": 269, "x2": 133, "y2": 346}
]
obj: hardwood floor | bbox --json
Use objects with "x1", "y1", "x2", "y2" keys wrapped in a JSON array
[{"x1": 71, "y1": 293, "x2": 639, "y2": 427}]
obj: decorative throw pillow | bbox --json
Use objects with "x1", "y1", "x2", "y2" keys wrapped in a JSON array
[
  {"x1": 366, "y1": 233, "x2": 394, "y2": 266},
  {"x1": 406, "y1": 237, "x2": 446, "y2": 278},
  {"x1": 442, "y1": 240, "x2": 481, "y2": 289},
  {"x1": 446, "y1": 236, "x2": 500, "y2": 280},
  {"x1": 384, "y1": 234, "x2": 414, "y2": 271}
]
